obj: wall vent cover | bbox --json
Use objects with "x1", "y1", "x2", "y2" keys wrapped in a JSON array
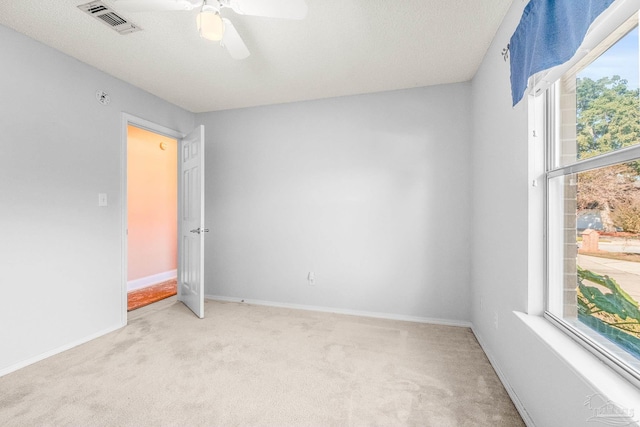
[{"x1": 78, "y1": 1, "x2": 142, "y2": 35}]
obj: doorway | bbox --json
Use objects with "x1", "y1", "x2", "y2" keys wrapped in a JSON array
[
  {"x1": 121, "y1": 114, "x2": 206, "y2": 323},
  {"x1": 126, "y1": 125, "x2": 178, "y2": 312}
]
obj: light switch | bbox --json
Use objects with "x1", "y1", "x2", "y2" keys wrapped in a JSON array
[{"x1": 98, "y1": 193, "x2": 108, "y2": 207}]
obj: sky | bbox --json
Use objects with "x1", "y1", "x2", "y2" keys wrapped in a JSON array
[{"x1": 578, "y1": 26, "x2": 639, "y2": 89}]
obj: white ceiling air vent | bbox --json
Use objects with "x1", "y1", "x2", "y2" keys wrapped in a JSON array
[{"x1": 78, "y1": 1, "x2": 141, "y2": 35}]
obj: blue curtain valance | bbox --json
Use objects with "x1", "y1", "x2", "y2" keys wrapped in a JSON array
[{"x1": 510, "y1": 0, "x2": 615, "y2": 106}]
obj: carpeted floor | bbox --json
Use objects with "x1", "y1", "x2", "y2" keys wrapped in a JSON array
[
  {"x1": 127, "y1": 279, "x2": 177, "y2": 311},
  {"x1": 0, "y1": 300, "x2": 525, "y2": 426}
]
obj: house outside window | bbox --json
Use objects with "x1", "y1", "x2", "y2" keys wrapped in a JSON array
[{"x1": 545, "y1": 12, "x2": 640, "y2": 384}]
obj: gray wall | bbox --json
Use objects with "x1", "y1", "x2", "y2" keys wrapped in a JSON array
[
  {"x1": 0, "y1": 25, "x2": 194, "y2": 374},
  {"x1": 470, "y1": 2, "x2": 640, "y2": 425},
  {"x1": 197, "y1": 84, "x2": 472, "y2": 323}
]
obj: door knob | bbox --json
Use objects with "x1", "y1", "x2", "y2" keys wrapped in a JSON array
[{"x1": 190, "y1": 227, "x2": 210, "y2": 234}]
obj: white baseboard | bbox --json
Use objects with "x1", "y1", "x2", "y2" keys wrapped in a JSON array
[
  {"x1": 127, "y1": 269, "x2": 177, "y2": 292},
  {"x1": 0, "y1": 323, "x2": 124, "y2": 378},
  {"x1": 205, "y1": 294, "x2": 472, "y2": 328},
  {"x1": 472, "y1": 328, "x2": 536, "y2": 427}
]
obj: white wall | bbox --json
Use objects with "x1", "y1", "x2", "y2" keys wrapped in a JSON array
[
  {"x1": 470, "y1": 2, "x2": 640, "y2": 426},
  {"x1": 197, "y1": 84, "x2": 472, "y2": 323},
  {"x1": 0, "y1": 24, "x2": 194, "y2": 374}
]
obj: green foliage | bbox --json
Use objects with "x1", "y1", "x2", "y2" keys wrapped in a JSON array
[
  {"x1": 577, "y1": 76, "x2": 640, "y2": 160},
  {"x1": 577, "y1": 266, "x2": 640, "y2": 339},
  {"x1": 575, "y1": 76, "x2": 640, "y2": 230}
]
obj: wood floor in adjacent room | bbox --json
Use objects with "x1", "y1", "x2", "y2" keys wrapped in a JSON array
[
  {"x1": 0, "y1": 300, "x2": 525, "y2": 426},
  {"x1": 127, "y1": 279, "x2": 177, "y2": 311}
]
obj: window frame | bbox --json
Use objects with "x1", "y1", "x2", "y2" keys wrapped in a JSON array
[{"x1": 542, "y1": 15, "x2": 640, "y2": 387}]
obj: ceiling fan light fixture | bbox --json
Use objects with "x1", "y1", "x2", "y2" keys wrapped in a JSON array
[{"x1": 197, "y1": 5, "x2": 224, "y2": 41}]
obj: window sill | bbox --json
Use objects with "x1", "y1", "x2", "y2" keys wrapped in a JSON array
[{"x1": 514, "y1": 311, "x2": 640, "y2": 416}]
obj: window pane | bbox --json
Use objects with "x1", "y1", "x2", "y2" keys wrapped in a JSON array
[
  {"x1": 549, "y1": 163, "x2": 640, "y2": 371},
  {"x1": 555, "y1": 24, "x2": 639, "y2": 167}
]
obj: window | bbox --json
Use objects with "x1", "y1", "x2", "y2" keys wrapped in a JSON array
[{"x1": 545, "y1": 12, "x2": 640, "y2": 384}]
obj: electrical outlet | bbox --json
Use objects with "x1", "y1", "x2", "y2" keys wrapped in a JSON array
[{"x1": 307, "y1": 271, "x2": 315, "y2": 285}]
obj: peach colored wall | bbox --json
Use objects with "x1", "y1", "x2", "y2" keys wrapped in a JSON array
[{"x1": 127, "y1": 125, "x2": 178, "y2": 281}]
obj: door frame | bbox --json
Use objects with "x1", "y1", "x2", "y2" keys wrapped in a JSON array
[{"x1": 120, "y1": 113, "x2": 184, "y2": 325}]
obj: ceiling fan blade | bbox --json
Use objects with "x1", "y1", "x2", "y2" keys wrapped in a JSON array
[
  {"x1": 227, "y1": 0, "x2": 308, "y2": 20},
  {"x1": 221, "y1": 19, "x2": 250, "y2": 60},
  {"x1": 111, "y1": 0, "x2": 202, "y2": 12}
]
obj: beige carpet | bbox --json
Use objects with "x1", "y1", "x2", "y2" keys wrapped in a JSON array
[{"x1": 0, "y1": 299, "x2": 524, "y2": 426}]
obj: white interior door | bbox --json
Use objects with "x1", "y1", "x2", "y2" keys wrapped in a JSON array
[{"x1": 178, "y1": 125, "x2": 205, "y2": 318}]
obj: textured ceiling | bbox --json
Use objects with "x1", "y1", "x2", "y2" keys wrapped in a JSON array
[{"x1": 0, "y1": 0, "x2": 513, "y2": 113}]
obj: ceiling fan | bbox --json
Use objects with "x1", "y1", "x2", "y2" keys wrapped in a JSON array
[{"x1": 111, "y1": 0, "x2": 308, "y2": 60}]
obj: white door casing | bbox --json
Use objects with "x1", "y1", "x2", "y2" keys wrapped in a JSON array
[{"x1": 178, "y1": 125, "x2": 205, "y2": 318}]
